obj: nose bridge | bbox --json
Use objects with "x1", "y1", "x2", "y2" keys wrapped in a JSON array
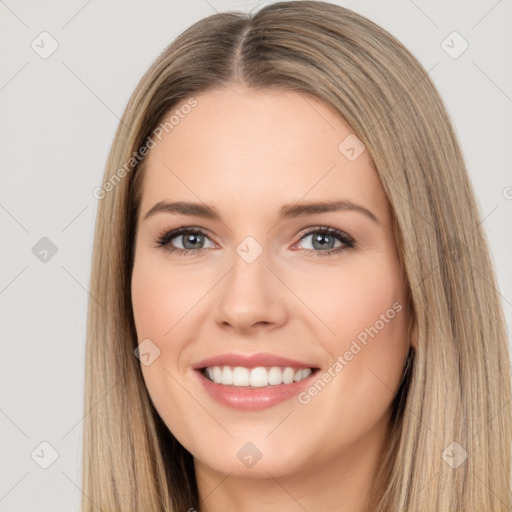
[
  {"x1": 226, "y1": 235, "x2": 272, "y2": 302},
  {"x1": 230, "y1": 237, "x2": 269, "y2": 290},
  {"x1": 214, "y1": 234, "x2": 288, "y2": 330}
]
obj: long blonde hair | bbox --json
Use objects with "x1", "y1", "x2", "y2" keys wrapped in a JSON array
[{"x1": 83, "y1": 2, "x2": 512, "y2": 510}]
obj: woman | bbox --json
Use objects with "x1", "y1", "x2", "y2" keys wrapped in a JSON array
[{"x1": 84, "y1": 1, "x2": 512, "y2": 510}]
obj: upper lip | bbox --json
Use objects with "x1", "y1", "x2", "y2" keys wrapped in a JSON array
[{"x1": 192, "y1": 352, "x2": 319, "y2": 370}]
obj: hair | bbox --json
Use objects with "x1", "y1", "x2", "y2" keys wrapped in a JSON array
[{"x1": 83, "y1": 1, "x2": 512, "y2": 510}]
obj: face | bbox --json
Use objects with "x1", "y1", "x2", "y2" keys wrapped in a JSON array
[{"x1": 131, "y1": 85, "x2": 411, "y2": 481}]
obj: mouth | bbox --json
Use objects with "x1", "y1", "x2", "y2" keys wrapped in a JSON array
[
  {"x1": 191, "y1": 353, "x2": 321, "y2": 409},
  {"x1": 199, "y1": 365, "x2": 319, "y2": 388}
]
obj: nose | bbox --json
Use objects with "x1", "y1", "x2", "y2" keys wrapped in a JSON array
[{"x1": 214, "y1": 245, "x2": 289, "y2": 333}]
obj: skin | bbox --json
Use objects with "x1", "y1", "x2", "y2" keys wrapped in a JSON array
[{"x1": 131, "y1": 85, "x2": 413, "y2": 512}]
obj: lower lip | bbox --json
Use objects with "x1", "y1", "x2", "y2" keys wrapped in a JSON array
[{"x1": 194, "y1": 369, "x2": 319, "y2": 411}]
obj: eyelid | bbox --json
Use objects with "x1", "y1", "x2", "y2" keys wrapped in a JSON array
[
  {"x1": 153, "y1": 226, "x2": 216, "y2": 249},
  {"x1": 297, "y1": 225, "x2": 354, "y2": 242}
]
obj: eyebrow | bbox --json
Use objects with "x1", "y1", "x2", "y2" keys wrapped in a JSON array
[{"x1": 143, "y1": 199, "x2": 379, "y2": 224}]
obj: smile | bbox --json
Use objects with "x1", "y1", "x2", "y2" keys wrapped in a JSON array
[{"x1": 202, "y1": 365, "x2": 314, "y2": 387}]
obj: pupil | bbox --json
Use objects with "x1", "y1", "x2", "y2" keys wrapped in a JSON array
[
  {"x1": 184, "y1": 233, "x2": 202, "y2": 249},
  {"x1": 313, "y1": 233, "x2": 334, "y2": 250}
]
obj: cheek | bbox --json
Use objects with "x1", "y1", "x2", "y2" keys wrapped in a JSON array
[
  {"x1": 130, "y1": 260, "x2": 185, "y2": 397},
  {"x1": 295, "y1": 255, "x2": 407, "y2": 346},
  {"x1": 297, "y1": 255, "x2": 409, "y2": 414},
  {"x1": 130, "y1": 254, "x2": 214, "y2": 400},
  {"x1": 131, "y1": 260, "x2": 199, "y2": 441},
  {"x1": 131, "y1": 256, "x2": 209, "y2": 341}
]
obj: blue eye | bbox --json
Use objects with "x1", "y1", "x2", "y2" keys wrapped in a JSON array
[
  {"x1": 155, "y1": 227, "x2": 214, "y2": 256},
  {"x1": 154, "y1": 226, "x2": 355, "y2": 257},
  {"x1": 296, "y1": 227, "x2": 355, "y2": 256}
]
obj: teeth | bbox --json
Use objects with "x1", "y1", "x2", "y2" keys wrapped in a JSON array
[
  {"x1": 268, "y1": 367, "x2": 282, "y2": 385},
  {"x1": 222, "y1": 366, "x2": 233, "y2": 385},
  {"x1": 232, "y1": 366, "x2": 250, "y2": 386},
  {"x1": 249, "y1": 367, "x2": 268, "y2": 387},
  {"x1": 283, "y1": 367, "x2": 295, "y2": 384},
  {"x1": 203, "y1": 366, "x2": 313, "y2": 386},
  {"x1": 213, "y1": 366, "x2": 222, "y2": 383}
]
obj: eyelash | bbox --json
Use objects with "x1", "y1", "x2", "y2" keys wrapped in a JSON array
[{"x1": 154, "y1": 226, "x2": 355, "y2": 258}]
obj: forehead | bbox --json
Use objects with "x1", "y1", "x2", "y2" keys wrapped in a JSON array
[{"x1": 139, "y1": 86, "x2": 388, "y2": 221}]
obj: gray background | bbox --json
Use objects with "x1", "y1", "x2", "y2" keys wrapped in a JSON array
[{"x1": 1, "y1": 0, "x2": 511, "y2": 510}]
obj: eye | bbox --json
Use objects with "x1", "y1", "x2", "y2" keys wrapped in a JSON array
[
  {"x1": 294, "y1": 226, "x2": 355, "y2": 257},
  {"x1": 154, "y1": 227, "x2": 215, "y2": 256},
  {"x1": 154, "y1": 225, "x2": 355, "y2": 257}
]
